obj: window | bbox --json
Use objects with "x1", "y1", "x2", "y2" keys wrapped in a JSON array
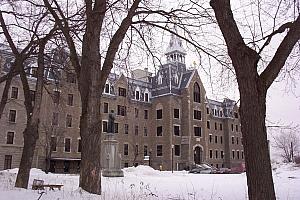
[
  {"x1": 232, "y1": 150, "x2": 235, "y2": 159},
  {"x1": 236, "y1": 125, "x2": 238, "y2": 132},
  {"x1": 194, "y1": 127, "x2": 201, "y2": 137},
  {"x1": 215, "y1": 150, "x2": 218, "y2": 159},
  {"x1": 117, "y1": 105, "x2": 126, "y2": 116},
  {"x1": 66, "y1": 114, "x2": 72, "y2": 127},
  {"x1": 135, "y1": 91, "x2": 140, "y2": 100},
  {"x1": 124, "y1": 162, "x2": 129, "y2": 168},
  {"x1": 242, "y1": 151, "x2": 244, "y2": 159},
  {"x1": 194, "y1": 110, "x2": 201, "y2": 120},
  {"x1": 124, "y1": 144, "x2": 129, "y2": 155},
  {"x1": 215, "y1": 122, "x2": 217, "y2": 130},
  {"x1": 51, "y1": 136, "x2": 57, "y2": 151},
  {"x1": 221, "y1": 151, "x2": 224, "y2": 159},
  {"x1": 9, "y1": 110, "x2": 16, "y2": 123},
  {"x1": 207, "y1": 121, "x2": 210, "y2": 129},
  {"x1": 220, "y1": 136, "x2": 223, "y2": 144},
  {"x1": 157, "y1": 126, "x2": 163, "y2": 136},
  {"x1": 231, "y1": 124, "x2": 234, "y2": 131},
  {"x1": 114, "y1": 123, "x2": 118, "y2": 133},
  {"x1": 4, "y1": 155, "x2": 12, "y2": 170},
  {"x1": 157, "y1": 145, "x2": 162, "y2": 156},
  {"x1": 135, "y1": 125, "x2": 138, "y2": 135},
  {"x1": 237, "y1": 150, "x2": 240, "y2": 159},
  {"x1": 209, "y1": 150, "x2": 213, "y2": 158},
  {"x1": 11, "y1": 87, "x2": 18, "y2": 99},
  {"x1": 31, "y1": 68, "x2": 37, "y2": 77},
  {"x1": 234, "y1": 112, "x2": 238, "y2": 118},
  {"x1": 52, "y1": 112, "x2": 58, "y2": 126},
  {"x1": 78, "y1": 139, "x2": 81, "y2": 152},
  {"x1": 135, "y1": 108, "x2": 139, "y2": 118},
  {"x1": 6, "y1": 132, "x2": 14, "y2": 144},
  {"x1": 67, "y1": 94, "x2": 74, "y2": 106},
  {"x1": 215, "y1": 136, "x2": 218, "y2": 144},
  {"x1": 157, "y1": 109, "x2": 162, "y2": 119},
  {"x1": 174, "y1": 125, "x2": 180, "y2": 136},
  {"x1": 104, "y1": 103, "x2": 109, "y2": 113},
  {"x1": 193, "y1": 83, "x2": 201, "y2": 103},
  {"x1": 102, "y1": 121, "x2": 108, "y2": 132},
  {"x1": 220, "y1": 124, "x2": 223, "y2": 130},
  {"x1": 65, "y1": 138, "x2": 71, "y2": 152},
  {"x1": 206, "y1": 107, "x2": 209, "y2": 114},
  {"x1": 53, "y1": 91, "x2": 60, "y2": 104},
  {"x1": 105, "y1": 84, "x2": 110, "y2": 93},
  {"x1": 209, "y1": 134, "x2": 212, "y2": 143},
  {"x1": 237, "y1": 137, "x2": 239, "y2": 145},
  {"x1": 144, "y1": 127, "x2": 148, "y2": 136},
  {"x1": 144, "y1": 110, "x2": 148, "y2": 119},
  {"x1": 174, "y1": 109, "x2": 180, "y2": 119},
  {"x1": 124, "y1": 124, "x2": 129, "y2": 134},
  {"x1": 232, "y1": 136, "x2": 235, "y2": 144},
  {"x1": 174, "y1": 145, "x2": 180, "y2": 156},
  {"x1": 118, "y1": 87, "x2": 126, "y2": 97},
  {"x1": 145, "y1": 93, "x2": 149, "y2": 102},
  {"x1": 144, "y1": 145, "x2": 148, "y2": 156},
  {"x1": 30, "y1": 90, "x2": 36, "y2": 102},
  {"x1": 66, "y1": 73, "x2": 76, "y2": 83}
]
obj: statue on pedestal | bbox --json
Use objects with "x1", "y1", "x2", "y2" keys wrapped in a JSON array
[{"x1": 108, "y1": 110, "x2": 115, "y2": 134}]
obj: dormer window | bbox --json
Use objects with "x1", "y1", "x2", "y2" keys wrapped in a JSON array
[
  {"x1": 105, "y1": 84, "x2": 109, "y2": 93},
  {"x1": 135, "y1": 87, "x2": 140, "y2": 100},
  {"x1": 135, "y1": 91, "x2": 140, "y2": 100},
  {"x1": 193, "y1": 83, "x2": 201, "y2": 103}
]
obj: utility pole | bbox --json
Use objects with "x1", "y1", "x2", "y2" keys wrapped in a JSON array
[{"x1": 171, "y1": 145, "x2": 174, "y2": 173}]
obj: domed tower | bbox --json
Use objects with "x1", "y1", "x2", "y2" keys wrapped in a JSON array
[{"x1": 165, "y1": 30, "x2": 187, "y2": 65}]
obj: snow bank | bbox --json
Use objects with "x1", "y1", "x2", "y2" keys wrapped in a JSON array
[{"x1": 0, "y1": 164, "x2": 299, "y2": 200}]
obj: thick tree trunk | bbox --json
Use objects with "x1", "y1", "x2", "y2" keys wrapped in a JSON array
[
  {"x1": 78, "y1": 16, "x2": 104, "y2": 194},
  {"x1": 237, "y1": 71, "x2": 275, "y2": 200},
  {"x1": 15, "y1": 123, "x2": 39, "y2": 188}
]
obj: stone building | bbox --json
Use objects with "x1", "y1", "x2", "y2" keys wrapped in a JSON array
[{"x1": 0, "y1": 34, "x2": 244, "y2": 173}]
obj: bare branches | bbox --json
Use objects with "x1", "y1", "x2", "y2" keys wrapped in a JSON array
[{"x1": 260, "y1": 15, "x2": 300, "y2": 89}]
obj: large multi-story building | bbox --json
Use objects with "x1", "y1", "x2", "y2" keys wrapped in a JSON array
[{"x1": 0, "y1": 34, "x2": 244, "y2": 173}]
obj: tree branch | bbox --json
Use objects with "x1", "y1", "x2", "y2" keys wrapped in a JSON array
[{"x1": 259, "y1": 15, "x2": 300, "y2": 89}]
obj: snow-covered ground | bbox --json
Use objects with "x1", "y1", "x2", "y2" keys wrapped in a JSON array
[{"x1": 0, "y1": 164, "x2": 299, "y2": 200}]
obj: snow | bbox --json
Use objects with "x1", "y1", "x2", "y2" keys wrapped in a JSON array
[{"x1": 0, "y1": 164, "x2": 299, "y2": 200}]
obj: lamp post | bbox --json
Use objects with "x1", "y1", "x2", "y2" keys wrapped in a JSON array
[
  {"x1": 149, "y1": 149, "x2": 152, "y2": 167},
  {"x1": 171, "y1": 145, "x2": 174, "y2": 173}
]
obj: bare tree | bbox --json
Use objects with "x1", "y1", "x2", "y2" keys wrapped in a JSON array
[
  {"x1": 272, "y1": 128, "x2": 300, "y2": 162},
  {"x1": 210, "y1": 0, "x2": 300, "y2": 199},
  {"x1": 42, "y1": 0, "x2": 211, "y2": 194},
  {"x1": 0, "y1": 1, "x2": 59, "y2": 188}
]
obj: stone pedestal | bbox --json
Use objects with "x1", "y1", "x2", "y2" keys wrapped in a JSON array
[{"x1": 101, "y1": 133, "x2": 124, "y2": 177}]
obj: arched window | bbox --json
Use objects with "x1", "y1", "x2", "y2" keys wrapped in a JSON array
[{"x1": 193, "y1": 83, "x2": 201, "y2": 103}]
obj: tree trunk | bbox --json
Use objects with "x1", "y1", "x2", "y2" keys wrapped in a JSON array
[
  {"x1": 237, "y1": 71, "x2": 276, "y2": 200},
  {"x1": 15, "y1": 39, "x2": 47, "y2": 188},
  {"x1": 15, "y1": 123, "x2": 39, "y2": 188},
  {"x1": 78, "y1": 17, "x2": 104, "y2": 194}
]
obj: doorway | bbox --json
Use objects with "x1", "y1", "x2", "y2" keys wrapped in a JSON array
[{"x1": 194, "y1": 146, "x2": 202, "y2": 164}]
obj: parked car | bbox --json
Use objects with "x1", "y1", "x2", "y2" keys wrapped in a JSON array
[
  {"x1": 189, "y1": 164, "x2": 214, "y2": 174},
  {"x1": 230, "y1": 163, "x2": 246, "y2": 173},
  {"x1": 218, "y1": 168, "x2": 231, "y2": 174}
]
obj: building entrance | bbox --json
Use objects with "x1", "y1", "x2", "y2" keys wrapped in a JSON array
[{"x1": 194, "y1": 146, "x2": 202, "y2": 164}]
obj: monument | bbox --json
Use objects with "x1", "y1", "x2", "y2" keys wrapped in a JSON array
[{"x1": 102, "y1": 110, "x2": 124, "y2": 177}]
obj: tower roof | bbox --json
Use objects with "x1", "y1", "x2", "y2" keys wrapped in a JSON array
[{"x1": 165, "y1": 32, "x2": 186, "y2": 55}]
